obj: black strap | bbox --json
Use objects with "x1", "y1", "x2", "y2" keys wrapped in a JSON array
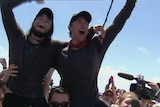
[{"x1": 103, "y1": 0, "x2": 114, "y2": 28}]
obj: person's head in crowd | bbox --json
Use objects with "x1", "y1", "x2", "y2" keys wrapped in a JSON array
[
  {"x1": 117, "y1": 89, "x2": 126, "y2": 99},
  {"x1": 27, "y1": 7, "x2": 54, "y2": 41},
  {"x1": 102, "y1": 89, "x2": 115, "y2": 105},
  {"x1": 68, "y1": 11, "x2": 91, "y2": 40},
  {"x1": 117, "y1": 91, "x2": 140, "y2": 107},
  {"x1": 48, "y1": 86, "x2": 70, "y2": 107}
]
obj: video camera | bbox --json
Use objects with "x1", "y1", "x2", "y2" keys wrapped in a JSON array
[{"x1": 118, "y1": 73, "x2": 159, "y2": 100}]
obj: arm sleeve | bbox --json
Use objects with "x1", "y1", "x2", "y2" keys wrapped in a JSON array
[
  {"x1": 100, "y1": 0, "x2": 136, "y2": 53},
  {"x1": 1, "y1": 0, "x2": 31, "y2": 42}
]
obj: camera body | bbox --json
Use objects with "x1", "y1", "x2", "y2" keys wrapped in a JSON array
[{"x1": 130, "y1": 80, "x2": 158, "y2": 100}]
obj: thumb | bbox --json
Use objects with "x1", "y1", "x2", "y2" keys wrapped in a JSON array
[{"x1": 46, "y1": 67, "x2": 55, "y2": 78}]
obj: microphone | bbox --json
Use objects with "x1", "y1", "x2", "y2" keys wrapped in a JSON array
[
  {"x1": 117, "y1": 73, "x2": 134, "y2": 80},
  {"x1": 118, "y1": 72, "x2": 150, "y2": 83}
]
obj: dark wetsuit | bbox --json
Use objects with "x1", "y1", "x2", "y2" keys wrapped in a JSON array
[{"x1": 53, "y1": 0, "x2": 136, "y2": 107}]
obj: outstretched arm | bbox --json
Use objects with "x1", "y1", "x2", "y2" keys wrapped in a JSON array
[
  {"x1": 90, "y1": 0, "x2": 137, "y2": 69},
  {"x1": 42, "y1": 67, "x2": 55, "y2": 101},
  {"x1": 1, "y1": 0, "x2": 30, "y2": 39},
  {"x1": 101, "y1": 0, "x2": 137, "y2": 51},
  {"x1": 0, "y1": 0, "x2": 43, "y2": 41}
]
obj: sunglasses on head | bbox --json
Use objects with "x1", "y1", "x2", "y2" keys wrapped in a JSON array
[{"x1": 50, "y1": 102, "x2": 69, "y2": 107}]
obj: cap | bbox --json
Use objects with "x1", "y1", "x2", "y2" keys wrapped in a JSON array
[
  {"x1": 31, "y1": 7, "x2": 54, "y2": 39},
  {"x1": 35, "y1": 7, "x2": 53, "y2": 20},
  {"x1": 69, "y1": 11, "x2": 92, "y2": 25}
]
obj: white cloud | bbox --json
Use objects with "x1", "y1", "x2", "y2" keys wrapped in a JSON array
[
  {"x1": 150, "y1": 77, "x2": 160, "y2": 83},
  {"x1": 137, "y1": 47, "x2": 148, "y2": 54},
  {"x1": 97, "y1": 66, "x2": 134, "y2": 92},
  {"x1": 157, "y1": 58, "x2": 160, "y2": 64},
  {"x1": 119, "y1": 66, "x2": 128, "y2": 71},
  {"x1": 51, "y1": 66, "x2": 133, "y2": 92}
]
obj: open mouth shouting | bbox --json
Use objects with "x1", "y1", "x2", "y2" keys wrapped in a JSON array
[
  {"x1": 79, "y1": 30, "x2": 85, "y2": 35},
  {"x1": 38, "y1": 25, "x2": 44, "y2": 29}
]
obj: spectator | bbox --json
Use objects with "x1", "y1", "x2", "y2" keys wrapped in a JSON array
[
  {"x1": 101, "y1": 76, "x2": 117, "y2": 106},
  {"x1": 1, "y1": 65, "x2": 56, "y2": 106},
  {"x1": 112, "y1": 91, "x2": 140, "y2": 107},
  {"x1": 101, "y1": 89, "x2": 115, "y2": 106},
  {"x1": 48, "y1": 86, "x2": 71, "y2": 107},
  {"x1": 116, "y1": 89, "x2": 126, "y2": 101}
]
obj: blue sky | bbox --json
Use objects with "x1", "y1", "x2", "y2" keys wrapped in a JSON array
[{"x1": 0, "y1": 0, "x2": 160, "y2": 92}]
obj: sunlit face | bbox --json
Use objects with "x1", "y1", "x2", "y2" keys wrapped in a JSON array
[
  {"x1": 119, "y1": 97, "x2": 132, "y2": 107},
  {"x1": 102, "y1": 92, "x2": 114, "y2": 104},
  {"x1": 49, "y1": 92, "x2": 70, "y2": 107},
  {"x1": 33, "y1": 14, "x2": 52, "y2": 34},
  {"x1": 68, "y1": 17, "x2": 89, "y2": 44},
  {"x1": 118, "y1": 93, "x2": 139, "y2": 107}
]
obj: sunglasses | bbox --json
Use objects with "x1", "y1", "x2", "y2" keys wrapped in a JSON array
[
  {"x1": 50, "y1": 102, "x2": 69, "y2": 107},
  {"x1": 104, "y1": 93, "x2": 113, "y2": 97}
]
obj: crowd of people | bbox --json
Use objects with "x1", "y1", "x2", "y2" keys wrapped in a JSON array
[
  {"x1": 99, "y1": 76, "x2": 160, "y2": 107},
  {"x1": 1, "y1": 0, "x2": 160, "y2": 107},
  {"x1": 1, "y1": 59, "x2": 160, "y2": 107}
]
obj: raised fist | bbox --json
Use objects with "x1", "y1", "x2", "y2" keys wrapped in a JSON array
[
  {"x1": 0, "y1": 58, "x2": 7, "y2": 69},
  {"x1": 109, "y1": 76, "x2": 114, "y2": 84}
]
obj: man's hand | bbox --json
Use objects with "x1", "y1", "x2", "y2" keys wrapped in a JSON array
[
  {"x1": 93, "y1": 25, "x2": 106, "y2": 44},
  {"x1": 147, "y1": 82, "x2": 160, "y2": 91},
  {"x1": 0, "y1": 64, "x2": 18, "y2": 84},
  {"x1": 0, "y1": 58, "x2": 7, "y2": 69}
]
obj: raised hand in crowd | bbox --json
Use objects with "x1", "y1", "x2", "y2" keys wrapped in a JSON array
[
  {"x1": 147, "y1": 82, "x2": 160, "y2": 91},
  {"x1": 0, "y1": 64, "x2": 18, "y2": 84},
  {"x1": 0, "y1": 58, "x2": 7, "y2": 69},
  {"x1": 42, "y1": 67, "x2": 55, "y2": 100}
]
